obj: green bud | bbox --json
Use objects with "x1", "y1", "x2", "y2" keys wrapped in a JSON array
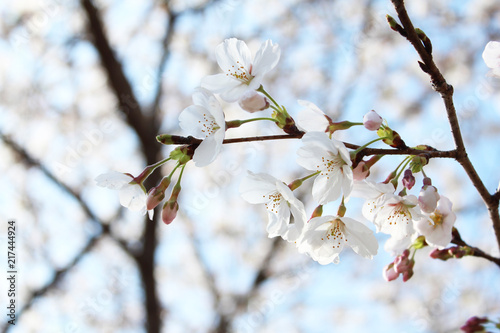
[
  {"x1": 169, "y1": 146, "x2": 192, "y2": 164},
  {"x1": 412, "y1": 235, "x2": 427, "y2": 249}
]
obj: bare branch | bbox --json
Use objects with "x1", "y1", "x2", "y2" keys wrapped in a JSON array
[{"x1": 390, "y1": 0, "x2": 500, "y2": 252}]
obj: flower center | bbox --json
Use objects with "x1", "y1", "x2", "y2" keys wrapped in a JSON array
[
  {"x1": 387, "y1": 203, "x2": 411, "y2": 225},
  {"x1": 323, "y1": 219, "x2": 346, "y2": 248},
  {"x1": 226, "y1": 61, "x2": 253, "y2": 84},
  {"x1": 430, "y1": 212, "x2": 443, "y2": 227},
  {"x1": 199, "y1": 113, "x2": 220, "y2": 138},
  {"x1": 264, "y1": 192, "x2": 283, "y2": 214},
  {"x1": 317, "y1": 153, "x2": 344, "y2": 179}
]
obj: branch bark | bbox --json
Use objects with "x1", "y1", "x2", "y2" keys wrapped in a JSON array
[{"x1": 390, "y1": 0, "x2": 500, "y2": 255}]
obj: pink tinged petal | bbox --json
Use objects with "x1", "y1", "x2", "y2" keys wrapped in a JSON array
[
  {"x1": 193, "y1": 130, "x2": 224, "y2": 167},
  {"x1": 119, "y1": 184, "x2": 146, "y2": 211},
  {"x1": 418, "y1": 186, "x2": 440, "y2": 213},
  {"x1": 341, "y1": 217, "x2": 378, "y2": 259},
  {"x1": 383, "y1": 263, "x2": 399, "y2": 281},
  {"x1": 251, "y1": 39, "x2": 280, "y2": 77},
  {"x1": 239, "y1": 171, "x2": 279, "y2": 204},
  {"x1": 95, "y1": 171, "x2": 132, "y2": 189},
  {"x1": 363, "y1": 110, "x2": 383, "y2": 131}
]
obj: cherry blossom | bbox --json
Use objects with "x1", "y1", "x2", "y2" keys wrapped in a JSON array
[
  {"x1": 482, "y1": 41, "x2": 500, "y2": 77},
  {"x1": 297, "y1": 131, "x2": 353, "y2": 204},
  {"x1": 201, "y1": 38, "x2": 280, "y2": 102},
  {"x1": 179, "y1": 88, "x2": 226, "y2": 167},
  {"x1": 95, "y1": 171, "x2": 153, "y2": 219},
  {"x1": 239, "y1": 171, "x2": 306, "y2": 241},
  {"x1": 415, "y1": 196, "x2": 456, "y2": 248},
  {"x1": 351, "y1": 180, "x2": 395, "y2": 222},
  {"x1": 297, "y1": 215, "x2": 378, "y2": 265},
  {"x1": 372, "y1": 194, "x2": 422, "y2": 240}
]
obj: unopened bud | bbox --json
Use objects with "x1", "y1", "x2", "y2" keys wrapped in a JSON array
[
  {"x1": 310, "y1": 205, "x2": 323, "y2": 219},
  {"x1": 383, "y1": 263, "x2": 399, "y2": 282},
  {"x1": 238, "y1": 91, "x2": 269, "y2": 113},
  {"x1": 402, "y1": 169, "x2": 415, "y2": 190},
  {"x1": 418, "y1": 185, "x2": 440, "y2": 213},
  {"x1": 162, "y1": 200, "x2": 179, "y2": 225},
  {"x1": 146, "y1": 187, "x2": 165, "y2": 210},
  {"x1": 363, "y1": 110, "x2": 383, "y2": 131},
  {"x1": 353, "y1": 161, "x2": 370, "y2": 181}
]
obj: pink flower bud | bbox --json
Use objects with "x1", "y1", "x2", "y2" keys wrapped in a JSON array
[
  {"x1": 238, "y1": 91, "x2": 269, "y2": 113},
  {"x1": 353, "y1": 161, "x2": 370, "y2": 180},
  {"x1": 146, "y1": 187, "x2": 165, "y2": 210},
  {"x1": 418, "y1": 185, "x2": 440, "y2": 213},
  {"x1": 461, "y1": 316, "x2": 488, "y2": 333},
  {"x1": 383, "y1": 263, "x2": 399, "y2": 282},
  {"x1": 162, "y1": 200, "x2": 179, "y2": 225},
  {"x1": 402, "y1": 169, "x2": 415, "y2": 190},
  {"x1": 363, "y1": 110, "x2": 383, "y2": 131}
]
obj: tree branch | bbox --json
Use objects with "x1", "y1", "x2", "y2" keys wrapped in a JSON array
[{"x1": 390, "y1": 0, "x2": 500, "y2": 252}]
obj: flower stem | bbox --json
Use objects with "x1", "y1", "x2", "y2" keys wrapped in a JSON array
[
  {"x1": 257, "y1": 85, "x2": 280, "y2": 110},
  {"x1": 135, "y1": 157, "x2": 171, "y2": 183},
  {"x1": 226, "y1": 117, "x2": 277, "y2": 129},
  {"x1": 352, "y1": 137, "x2": 386, "y2": 155}
]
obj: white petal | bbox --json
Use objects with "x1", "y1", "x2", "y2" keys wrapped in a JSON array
[
  {"x1": 341, "y1": 217, "x2": 378, "y2": 259},
  {"x1": 220, "y1": 83, "x2": 253, "y2": 103},
  {"x1": 178, "y1": 105, "x2": 210, "y2": 137},
  {"x1": 276, "y1": 181, "x2": 306, "y2": 241},
  {"x1": 215, "y1": 38, "x2": 252, "y2": 73},
  {"x1": 193, "y1": 130, "x2": 224, "y2": 167},
  {"x1": 119, "y1": 184, "x2": 146, "y2": 211},
  {"x1": 251, "y1": 39, "x2": 280, "y2": 77},
  {"x1": 482, "y1": 41, "x2": 500, "y2": 69},
  {"x1": 201, "y1": 73, "x2": 241, "y2": 94},
  {"x1": 312, "y1": 173, "x2": 342, "y2": 204},
  {"x1": 296, "y1": 100, "x2": 330, "y2": 132},
  {"x1": 95, "y1": 171, "x2": 132, "y2": 189},
  {"x1": 301, "y1": 131, "x2": 339, "y2": 154},
  {"x1": 239, "y1": 171, "x2": 279, "y2": 204},
  {"x1": 296, "y1": 144, "x2": 328, "y2": 170}
]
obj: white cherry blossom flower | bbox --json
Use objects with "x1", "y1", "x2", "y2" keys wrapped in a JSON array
[
  {"x1": 415, "y1": 196, "x2": 456, "y2": 249},
  {"x1": 179, "y1": 88, "x2": 226, "y2": 167},
  {"x1": 201, "y1": 38, "x2": 280, "y2": 102},
  {"x1": 239, "y1": 171, "x2": 306, "y2": 241},
  {"x1": 296, "y1": 100, "x2": 331, "y2": 132},
  {"x1": 482, "y1": 41, "x2": 500, "y2": 77},
  {"x1": 373, "y1": 194, "x2": 422, "y2": 240},
  {"x1": 297, "y1": 215, "x2": 378, "y2": 265},
  {"x1": 95, "y1": 171, "x2": 153, "y2": 219},
  {"x1": 297, "y1": 131, "x2": 353, "y2": 204},
  {"x1": 351, "y1": 180, "x2": 395, "y2": 222}
]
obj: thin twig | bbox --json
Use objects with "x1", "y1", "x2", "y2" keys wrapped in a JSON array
[{"x1": 390, "y1": 0, "x2": 500, "y2": 254}]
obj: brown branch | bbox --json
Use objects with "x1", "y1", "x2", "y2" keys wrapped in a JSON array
[
  {"x1": 451, "y1": 229, "x2": 500, "y2": 267},
  {"x1": 157, "y1": 133, "x2": 458, "y2": 158},
  {"x1": 80, "y1": 1, "x2": 163, "y2": 332},
  {"x1": 0, "y1": 134, "x2": 135, "y2": 332},
  {"x1": 390, "y1": 0, "x2": 500, "y2": 253}
]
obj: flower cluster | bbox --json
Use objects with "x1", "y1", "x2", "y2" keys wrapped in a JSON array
[{"x1": 96, "y1": 38, "x2": 459, "y2": 275}]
